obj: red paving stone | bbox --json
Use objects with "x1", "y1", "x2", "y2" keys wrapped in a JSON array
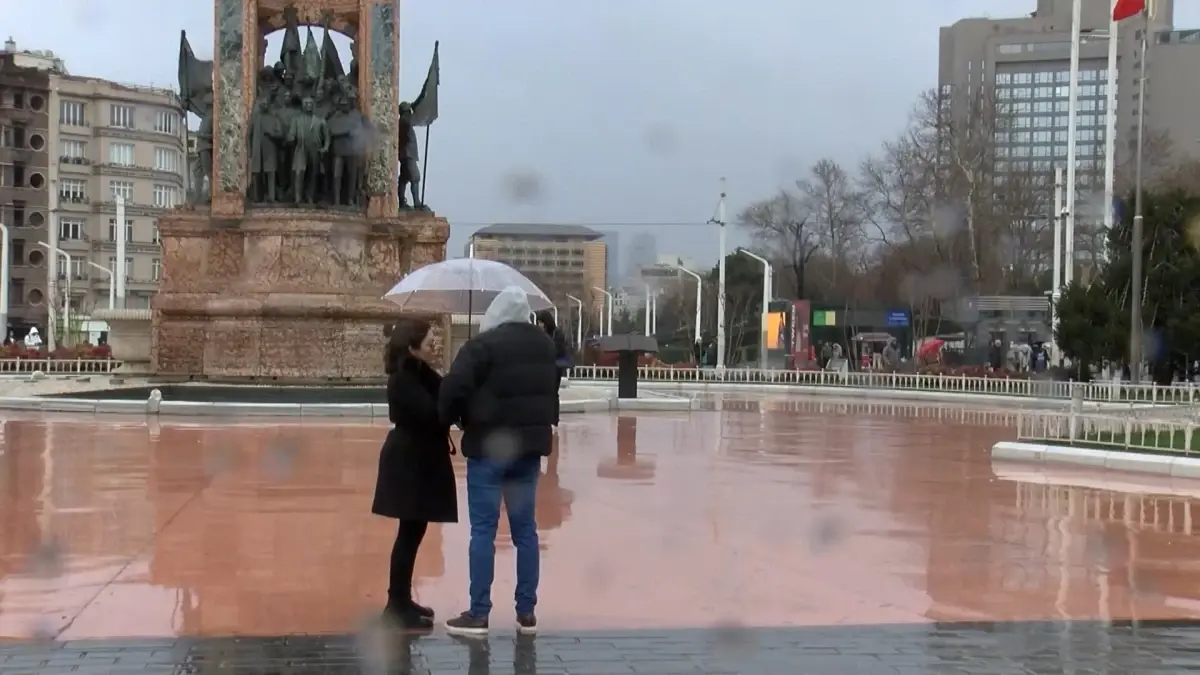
[{"x1": 1, "y1": 395, "x2": 1200, "y2": 640}]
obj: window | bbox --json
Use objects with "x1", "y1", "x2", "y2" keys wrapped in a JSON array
[
  {"x1": 60, "y1": 139, "x2": 86, "y2": 160},
  {"x1": 59, "y1": 178, "x2": 87, "y2": 202},
  {"x1": 107, "y1": 256, "x2": 134, "y2": 280},
  {"x1": 56, "y1": 258, "x2": 84, "y2": 280},
  {"x1": 152, "y1": 258, "x2": 161, "y2": 281},
  {"x1": 108, "y1": 218, "x2": 134, "y2": 242},
  {"x1": 109, "y1": 142, "x2": 135, "y2": 166},
  {"x1": 154, "y1": 110, "x2": 178, "y2": 135},
  {"x1": 154, "y1": 147, "x2": 180, "y2": 173},
  {"x1": 110, "y1": 180, "x2": 134, "y2": 203},
  {"x1": 60, "y1": 100, "x2": 86, "y2": 126},
  {"x1": 110, "y1": 104, "x2": 134, "y2": 129},
  {"x1": 152, "y1": 184, "x2": 177, "y2": 208},
  {"x1": 59, "y1": 219, "x2": 85, "y2": 241},
  {"x1": 152, "y1": 225, "x2": 160, "y2": 244}
]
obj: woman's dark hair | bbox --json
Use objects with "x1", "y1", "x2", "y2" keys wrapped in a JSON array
[
  {"x1": 534, "y1": 310, "x2": 556, "y2": 336},
  {"x1": 385, "y1": 317, "x2": 432, "y2": 374}
]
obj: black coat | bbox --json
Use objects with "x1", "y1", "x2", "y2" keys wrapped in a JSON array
[
  {"x1": 439, "y1": 321, "x2": 559, "y2": 461},
  {"x1": 371, "y1": 358, "x2": 458, "y2": 522}
]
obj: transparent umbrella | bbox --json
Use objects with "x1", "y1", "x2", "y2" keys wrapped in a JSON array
[{"x1": 383, "y1": 258, "x2": 554, "y2": 314}]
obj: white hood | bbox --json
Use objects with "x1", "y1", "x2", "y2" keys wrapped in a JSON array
[{"x1": 480, "y1": 285, "x2": 532, "y2": 333}]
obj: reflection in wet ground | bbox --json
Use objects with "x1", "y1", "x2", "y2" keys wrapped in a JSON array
[{"x1": 2, "y1": 393, "x2": 1200, "y2": 670}]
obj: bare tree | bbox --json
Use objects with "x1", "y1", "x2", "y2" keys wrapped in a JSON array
[
  {"x1": 797, "y1": 158, "x2": 866, "y2": 288},
  {"x1": 737, "y1": 190, "x2": 818, "y2": 298}
]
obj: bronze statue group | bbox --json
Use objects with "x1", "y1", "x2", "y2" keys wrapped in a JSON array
[{"x1": 179, "y1": 8, "x2": 431, "y2": 212}]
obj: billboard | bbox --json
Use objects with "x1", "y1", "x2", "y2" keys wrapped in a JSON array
[{"x1": 790, "y1": 300, "x2": 811, "y2": 368}]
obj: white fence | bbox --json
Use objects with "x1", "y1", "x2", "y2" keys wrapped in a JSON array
[
  {"x1": 0, "y1": 358, "x2": 121, "y2": 374},
  {"x1": 1017, "y1": 409, "x2": 1198, "y2": 455},
  {"x1": 570, "y1": 365, "x2": 1200, "y2": 404}
]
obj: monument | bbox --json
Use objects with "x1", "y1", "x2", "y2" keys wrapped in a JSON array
[{"x1": 148, "y1": 0, "x2": 448, "y2": 379}]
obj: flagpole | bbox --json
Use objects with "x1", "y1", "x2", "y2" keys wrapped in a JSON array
[
  {"x1": 1129, "y1": 8, "x2": 1149, "y2": 383},
  {"x1": 420, "y1": 125, "x2": 430, "y2": 205}
]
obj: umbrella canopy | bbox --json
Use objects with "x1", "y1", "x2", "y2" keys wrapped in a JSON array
[
  {"x1": 383, "y1": 258, "x2": 554, "y2": 314},
  {"x1": 917, "y1": 338, "x2": 945, "y2": 359}
]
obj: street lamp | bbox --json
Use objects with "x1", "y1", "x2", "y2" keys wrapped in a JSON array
[
  {"x1": 643, "y1": 282, "x2": 652, "y2": 335},
  {"x1": 592, "y1": 286, "x2": 613, "y2": 336},
  {"x1": 566, "y1": 294, "x2": 583, "y2": 350},
  {"x1": 0, "y1": 220, "x2": 9, "y2": 340},
  {"x1": 35, "y1": 242, "x2": 71, "y2": 348},
  {"x1": 668, "y1": 263, "x2": 702, "y2": 345},
  {"x1": 736, "y1": 247, "x2": 772, "y2": 370},
  {"x1": 1080, "y1": 25, "x2": 1119, "y2": 234},
  {"x1": 1064, "y1": 0, "x2": 1082, "y2": 287},
  {"x1": 88, "y1": 261, "x2": 115, "y2": 310},
  {"x1": 712, "y1": 180, "x2": 728, "y2": 372}
]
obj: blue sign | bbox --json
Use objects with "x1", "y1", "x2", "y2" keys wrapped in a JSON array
[{"x1": 886, "y1": 311, "x2": 909, "y2": 327}]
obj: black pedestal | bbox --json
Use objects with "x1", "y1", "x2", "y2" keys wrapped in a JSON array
[{"x1": 617, "y1": 351, "x2": 639, "y2": 399}]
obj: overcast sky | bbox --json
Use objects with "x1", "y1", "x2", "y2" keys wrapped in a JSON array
[{"x1": 3, "y1": 1, "x2": 1197, "y2": 267}]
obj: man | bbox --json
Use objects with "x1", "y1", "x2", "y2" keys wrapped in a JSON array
[
  {"x1": 286, "y1": 96, "x2": 330, "y2": 205},
  {"x1": 439, "y1": 286, "x2": 559, "y2": 637}
]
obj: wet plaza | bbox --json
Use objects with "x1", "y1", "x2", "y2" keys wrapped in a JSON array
[{"x1": 3, "y1": 394, "x2": 1200, "y2": 673}]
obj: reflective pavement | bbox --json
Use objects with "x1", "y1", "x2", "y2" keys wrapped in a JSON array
[{"x1": 2, "y1": 394, "x2": 1200, "y2": 672}]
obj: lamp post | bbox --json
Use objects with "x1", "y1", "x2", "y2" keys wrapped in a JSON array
[
  {"x1": 1051, "y1": 166, "x2": 1065, "y2": 367},
  {"x1": 0, "y1": 221, "x2": 9, "y2": 341},
  {"x1": 592, "y1": 286, "x2": 613, "y2": 336},
  {"x1": 712, "y1": 179, "x2": 727, "y2": 373},
  {"x1": 736, "y1": 247, "x2": 772, "y2": 371},
  {"x1": 566, "y1": 294, "x2": 583, "y2": 350},
  {"x1": 1064, "y1": 0, "x2": 1083, "y2": 286},
  {"x1": 36, "y1": 242, "x2": 71, "y2": 347},
  {"x1": 87, "y1": 262, "x2": 115, "y2": 310},
  {"x1": 115, "y1": 194, "x2": 128, "y2": 309},
  {"x1": 643, "y1": 282, "x2": 652, "y2": 335},
  {"x1": 669, "y1": 263, "x2": 702, "y2": 345},
  {"x1": 1129, "y1": 8, "x2": 1150, "y2": 383}
]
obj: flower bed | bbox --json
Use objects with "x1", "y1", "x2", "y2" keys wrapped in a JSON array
[{"x1": 1, "y1": 343, "x2": 113, "y2": 360}]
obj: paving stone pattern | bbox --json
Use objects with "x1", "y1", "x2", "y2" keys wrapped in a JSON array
[{"x1": 2, "y1": 621, "x2": 1200, "y2": 674}]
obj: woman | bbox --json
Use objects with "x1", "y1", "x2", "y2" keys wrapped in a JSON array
[{"x1": 371, "y1": 318, "x2": 458, "y2": 627}]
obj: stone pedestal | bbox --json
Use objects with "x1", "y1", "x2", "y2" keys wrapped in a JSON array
[
  {"x1": 151, "y1": 208, "x2": 448, "y2": 379},
  {"x1": 94, "y1": 308, "x2": 154, "y2": 375}
]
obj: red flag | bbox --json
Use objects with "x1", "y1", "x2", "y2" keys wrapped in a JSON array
[{"x1": 1113, "y1": 0, "x2": 1146, "y2": 21}]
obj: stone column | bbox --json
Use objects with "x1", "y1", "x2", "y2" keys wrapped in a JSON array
[
  {"x1": 357, "y1": 0, "x2": 400, "y2": 219},
  {"x1": 210, "y1": 0, "x2": 258, "y2": 217}
]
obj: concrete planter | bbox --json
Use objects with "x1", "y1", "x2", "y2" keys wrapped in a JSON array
[{"x1": 93, "y1": 308, "x2": 153, "y2": 374}]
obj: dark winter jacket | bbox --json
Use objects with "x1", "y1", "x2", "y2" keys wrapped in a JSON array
[
  {"x1": 371, "y1": 357, "x2": 458, "y2": 522},
  {"x1": 439, "y1": 287, "x2": 560, "y2": 460}
]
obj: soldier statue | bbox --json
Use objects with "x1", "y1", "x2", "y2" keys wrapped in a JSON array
[
  {"x1": 248, "y1": 88, "x2": 282, "y2": 203},
  {"x1": 397, "y1": 102, "x2": 423, "y2": 210},
  {"x1": 328, "y1": 94, "x2": 369, "y2": 206}
]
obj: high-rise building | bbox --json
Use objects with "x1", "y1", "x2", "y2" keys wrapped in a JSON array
[
  {"x1": 470, "y1": 223, "x2": 608, "y2": 321},
  {"x1": 1, "y1": 41, "x2": 53, "y2": 337},
  {"x1": 939, "y1": 1, "x2": 1198, "y2": 189},
  {"x1": 626, "y1": 232, "x2": 657, "y2": 276}
]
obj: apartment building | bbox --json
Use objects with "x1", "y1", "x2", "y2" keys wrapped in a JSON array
[
  {"x1": 48, "y1": 72, "x2": 185, "y2": 313},
  {"x1": 469, "y1": 223, "x2": 608, "y2": 322},
  {"x1": 1, "y1": 39, "x2": 186, "y2": 339},
  {"x1": 0, "y1": 41, "x2": 52, "y2": 337}
]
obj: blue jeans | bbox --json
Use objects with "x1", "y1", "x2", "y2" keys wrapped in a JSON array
[{"x1": 466, "y1": 455, "x2": 541, "y2": 617}]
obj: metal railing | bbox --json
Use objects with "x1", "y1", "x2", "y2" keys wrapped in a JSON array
[
  {"x1": 570, "y1": 365, "x2": 1200, "y2": 404},
  {"x1": 0, "y1": 358, "x2": 121, "y2": 374},
  {"x1": 1017, "y1": 409, "x2": 1199, "y2": 455}
]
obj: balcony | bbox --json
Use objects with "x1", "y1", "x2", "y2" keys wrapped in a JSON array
[
  {"x1": 57, "y1": 195, "x2": 91, "y2": 212},
  {"x1": 57, "y1": 156, "x2": 93, "y2": 174}
]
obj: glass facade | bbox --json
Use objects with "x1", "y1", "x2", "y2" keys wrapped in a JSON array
[{"x1": 992, "y1": 61, "x2": 1111, "y2": 188}]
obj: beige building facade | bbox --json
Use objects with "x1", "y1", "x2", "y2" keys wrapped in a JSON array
[
  {"x1": 48, "y1": 74, "x2": 185, "y2": 315},
  {"x1": 469, "y1": 223, "x2": 608, "y2": 325}
]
